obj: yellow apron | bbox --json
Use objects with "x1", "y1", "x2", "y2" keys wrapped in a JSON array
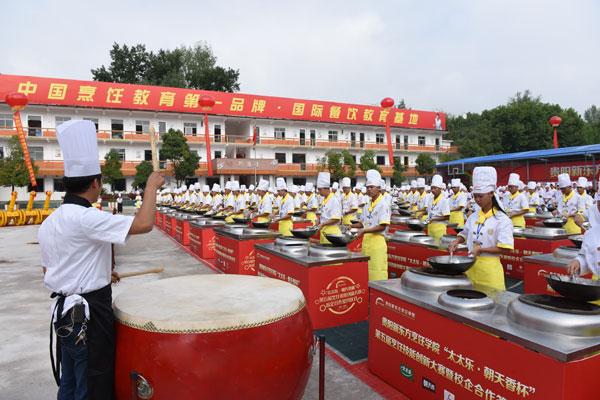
[
  {"x1": 342, "y1": 213, "x2": 356, "y2": 226},
  {"x1": 465, "y1": 256, "x2": 506, "y2": 291},
  {"x1": 428, "y1": 222, "x2": 447, "y2": 243},
  {"x1": 306, "y1": 211, "x2": 317, "y2": 225},
  {"x1": 320, "y1": 224, "x2": 341, "y2": 245},
  {"x1": 225, "y1": 212, "x2": 244, "y2": 224},
  {"x1": 257, "y1": 216, "x2": 270, "y2": 223},
  {"x1": 278, "y1": 218, "x2": 293, "y2": 237},
  {"x1": 449, "y1": 211, "x2": 464, "y2": 227},
  {"x1": 563, "y1": 216, "x2": 581, "y2": 235},
  {"x1": 511, "y1": 215, "x2": 526, "y2": 228},
  {"x1": 362, "y1": 233, "x2": 388, "y2": 281}
]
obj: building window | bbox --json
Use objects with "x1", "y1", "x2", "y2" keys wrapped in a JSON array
[
  {"x1": 28, "y1": 115, "x2": 42, "y2": 137},
  {"x1": 184, "y1": 122, "x2": 197, "y2": 136},
  {"x1": 309, "y1": 129, "x2": 316, "y2": 145},
  {"x1": 403, "y1": 135, "x2": 409, "y2": 144},
  {"x1": 110, "y1": 148, "x2": 126, "y2": 161},
  {"x1": 28, "y1": 178, "x2": 45, "y2": 192},
  {"x1": 214, "y1": 124, "x2": 222, "y2": 142},
  {"x1": 0, "y1": 146, "x2": 3, "y2": 159},
  {"x1": 144, "y1": 150, "x2": 152, "y2": 161},
  {"x1": 111, "y1": 119, "x2": 124, "y2": 139},
  {"x1": 293, "y1": 178, "x2": 306, "y2": 185},
  {"x1": 275, "y1": 128, "x2": 286, "y2": 140},
  {"x1": 376, "y1": 133, "x2": 385, "y2": 144},
  {"x1": 30, "y1": 146, "x2": 44, "y2": 160},
  {"x1": 83, "y1": 117, "x2": 99, "y2": 131},
  {"x1": 376, "y1": 155, "x2": 385, "y2": 165},
  {"x1": 328, "y1": 130, "x2": 338, "y2": 142},
  {"x1": 158, "y1": 121, "x2": 167, "y2": 134},
  {"x1": 418, "y1": 136, "x2": 426, "y2": 146},
  {"x1": 275, "y1": 153, "x2": 286, "y2": 164},
  {"x1": 214, "y1": 151, "x2": 222, "y2": 159},
  {"x1": 55, "y1": 116, "x2": 71, "y2": 127},
  {"x1": 0, "y1": 113, "x2": 13, "y2": 129},
  {"x1": 135, "y1": 120, "x2": 149, "y2": 134},
  {"x1": 113, "y1": 179, "x2": 126, "y2": 192},
  {"x1": 53, "y1": 178, "x2": 65, "y2": 192},
  {"x1": 404, "y1": 156, "x2": 409, "y2": 166}
]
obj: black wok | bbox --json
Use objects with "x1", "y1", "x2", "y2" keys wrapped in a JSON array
[
  {"x1": 407, "y1": 219, "x2": 426, "y2": 231},
  {"x1": 428, "y1": 255, "x2": 475, "y2": 275},
  {"x1": 543, "y1": 218, "x2": 566, "y2": 228},
  {"x1": 546, "y1": 274, "x2": 600, "y2": 302},
  {"x1": 290, "y1": 227, "x2": 319, "y2": 239},
  {"x1": 325, "y1": 234, "x2": 355, "y2": 247},
  {"x1": 252, "y1": 221, "x2": 271, "y2": 229},
  {"x1": 211, "y1": 214, "x2": 227, "y2": 220},
  {"x1": 233, "y1": 217, "x2": 251, "y2": 224},
  {"x1": 292, "y1": 210, "x2": 305, "y2": 217},
  {"x1": 569, "y1": 235, "x2": 584, "y2": 249}
]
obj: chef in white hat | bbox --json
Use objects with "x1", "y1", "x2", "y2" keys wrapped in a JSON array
[
  {"x1": 38, "y1": 120, "x2": 164, "y2": 399},
  {"x1": 198, "y1": 184, "x2": 211, "y2": 211},
  {"x1": 576, "y1": 177, "x2": 593, "y2": 214},
  {"x1": 448, "y1": 167, "x2": 513, "y2": 291},
  {"x1": 526, "y1": 181, "x2": 541, "y2": 213},
  {"x1": 554, "y1": 173, "x2": 582, "y2": 234},
  {"x1": 351, "y1": 169, "x2": 391, "y2": 281},
  {"x1": 415, "y1": 178, "x2": 429, "y2": 218},
  {"x1": 426, "y1": 175, "x2": 451, "y2": 243},
  {"x1": 304, "y1": 182, "x2": 319, "y2": 225},
  {"x1": 221, "y1": 181, "x2": 236, "y2": 220},
  {"x1": 408, "y1": 180, "x2": 419, "y2": 209},
  {"x1": 225, "y1": 181, "x2": 246, "y2": 223},
  {"x1": 210, "y1": 183, "x2": 223, "y2": 212},
  {"x1": 354, "y1": 183, "x2": 366, "y2": 217},
  {"x1": 501, "y1": 173, "x2": 529, "y2": 228},
  {"x1": 274, "y1": 177, "x2": 295, "y2": 236},
  {"x1": 254, "y1": 179, "x2": 273, "y2": 224},
  {"x1": 315, "y1": 172, "x2": 342, "y2": 244},
  {"x1": 340, "y1": 177, "x2": 358, "y2": 225},
  {"x1": 248, "y1": 184, "x2": 257, "y2": 207},
  {"x1": 331, "y1": 181, "x2": 339, "y2": 198},
  {"x1": 449, "y1": 178, "x2": 467, "y2": 228}
]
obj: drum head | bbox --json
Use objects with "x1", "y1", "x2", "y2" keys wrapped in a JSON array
[{"x1": 114, "y1": 275, "x2": 306, "y2": 333}]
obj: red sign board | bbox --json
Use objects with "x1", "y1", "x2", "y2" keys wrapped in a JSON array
[{"x1": 0, "y1": 74, "x2": 446, "y2": 131}]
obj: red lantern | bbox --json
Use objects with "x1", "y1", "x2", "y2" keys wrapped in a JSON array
[
  {"x1": 549, "y1": 116, "x2": 562, "y2": 127},
  {"x1": 199, "y1": 95, "x2": 216, "y2": 112},
  {"x1": 380, "y1": 97, "x2": 394, "y2": 109},
  {"x1": 5, "y1": 92, "x2": 29, "y2": 111}
]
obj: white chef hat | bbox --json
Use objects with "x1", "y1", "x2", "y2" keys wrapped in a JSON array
[
  {"x1": 473, "y1": 166, "x2": 497, "y2": 194},
  {"x1": 56, "y1": 120, "x2": 101, "y2": 178},
  {"x1": 366, "y1": 169, "x2": 382, "y2": 187},
  {"x1": 518, "y1": 180, "x2": 525, "y2": 190},
  {"x1": 425, "y1": 185, "x2": 431, "y2": 191},
  {"x1": 249, "y1": 184, "x2": 255, "y2": 191},
  {"x1": 332, "y1": 182, "x2": 339, "y2": 190},
  {"x1": 431, "y1": 174, "x2": 445, "y2": 189},
  {"x1": 317, "y1": 172, "x2": 330, "y2": 188},
  {"x1": 305, "y1": 182, "x2": 314, "y2": 192},
  {"x1": 507, "y1": 173, "x2": 520, "y2": 187},
  {"x1": 240, "y1": 184, "x2": 247, "y2": 191},
  {"x1": 527, "y1": 181, "x2": 536, "y2": 190},
  {"x1": 225, "y1": 181, "x2": 232, "y2": 190},
  {"x1": 557, "y1": 173, "x2": 571, "y2": 189},
  {"x1": 341, "y1": 177, "x2": 351, "y2": 188},
  {"x1": 451, "y1": 178, "x2": 461, "y2": 188},
  {"x1": 355, "y1": 183, "x2": 363, "y2": 190},
  {"x1": 290, "y1": 185, "x2": 298, "y2": 194},
  {"x1": 276, "y1": 177, "x2": 287, "y2": 190},
  {"x1": 299, "y1": 185, "x2": 305, "y2": 192},
  {"x1": 361, "y1": 187, "x2": 367, "y2": 194},
  {"x1": 576, "y1": 177, "x2": 588, "y2": 188},
  {"x1": 212, "y1": 183, "x2": 221, "y2": 192},
  {"x1": 410, "y1": 180, "x2": 417, "y2": 188},
  {"x1": 257, "y1": 179, "x2": 269, "y2": 191},
  {"x1": 460, "y1": 184, "x2": 467, "y2": 191},
  {"x1": 416, "y1": 178, "x2": 426, "y2": 188},
  {"x1": 195, "y1": 182, "x2": 202, "y2": 190},
  {"x1": 386, "y1": 185, "x2": 392, "y2": 191},
  {"x1": 232, "y1": 181, "x2": 241, "y2": 191}
]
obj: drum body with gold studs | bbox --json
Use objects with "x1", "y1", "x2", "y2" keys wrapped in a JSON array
[{"x1": 114, "y1": 275, "x2": 313, "y2": 400}]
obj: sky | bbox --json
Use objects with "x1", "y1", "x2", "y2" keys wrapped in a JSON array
[{"x1": 1, "y1": 0, "x2": 598, "y2": 116}]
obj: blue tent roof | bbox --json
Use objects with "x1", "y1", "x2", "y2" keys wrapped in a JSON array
[{"x1": 437, "y1": 144, "x2": 600, "y2": 167}]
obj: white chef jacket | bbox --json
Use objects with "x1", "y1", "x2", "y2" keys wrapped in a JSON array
[
  {"x1": 257, "y1": 193, "x2": 273, "y2": 215},
  {"x1": 449, "y1": 192, "x2": 467, "y2": 210},
  {"x1": 427, "y1": 193, "x2": 451, "y2": 219},
  {"x1": 342, "y1": 191, "x2": 358, "y2": 214},
  {"x1": 223, "y1": 192, "x2": 235, "y2": 209},
  {"x1": 319, "y1": 192, "x2": 341, "y2": 222},
  {"x1": 234, "y1": 194, "x2": 247, "y2": 213},
  {"x1": 502, "y1": 191, "x2": 529, "y2": 215},
  {"x1": 361, "y1": 194, "x2": 391, "y2": 229},
  {"x1": 306, "y1": 193, "x2": 319, "y2": 211},
  {"x1": 578, "y1": 192, "x2": 594, "y2": 213},
  {"x1": 458, "y1": 208, "x2": 514, "y2": 256},
  {"x1": 211, "y1": 193, "x2": 223, "y2": 211},
  {"x1": 201, "y1": 193, "x2": 212, "y2": 206},
  {"x1": 557, "y1": 190, "x2": 580, "y2": 217},
  {"x1": 528, "y1": 192, "x2": 541, "y2": 208},
  {"x1": 278, "y1": 193, "x2": 295, "y2": 218},
  {"x1": 294, "y1": 194, "x2": 303, "y2": 210},
  {"x1": 575, "y1": 205, "x2": 600, "y2": 275}
]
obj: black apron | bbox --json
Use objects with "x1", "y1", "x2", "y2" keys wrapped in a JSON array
[{"x1": 50, "y1": 193, "x2": 116, "y2": 400}]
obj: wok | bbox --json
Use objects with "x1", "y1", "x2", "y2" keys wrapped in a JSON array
[
  {"x1": 397, "y1": 208, "x2": 412, "y2": 216},
  {"x1": 252, "y1": 221, "x2": 271, "y2": 229},
  {"x1": 233, "y1": 217, "x2": 251, "y2": 224},
  {"x1": 543, "y1": 218, "x2": 566, "y2": 228},
  {"x1": 292, "y1": 210, "x2": 305, "y2": 217},
  {"x1": 195, "y1": 209, "x2": 208, "y2": 215},
  {"x1": 350, "y1": 219, "x2": 360, "y2": 225},
  {"x1": 325, "y1": 233, "x2": 355, "y2": 247},
  {"x1": 211, "y1": 214, "x2": 227, "y2": 220},
  {"x1": 290, "y1": 227, "x2": 319, "y2": 239},
  {"x1": 407, "y1": 219, "x2": 426, "y2": 231},
  {"x1": 546, "y1": 274, "x2": 600, "y2": 302},
  {"x1": 428, "y1": 255, "x2": 476, "y2": 275},
  {"x1": 569, "y1": 235, "x2": 584, "y2": 249}
]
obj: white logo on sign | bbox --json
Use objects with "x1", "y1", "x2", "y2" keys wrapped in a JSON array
[{"x1": 444, "y1": 390, "x2": 455, "y2": 400}]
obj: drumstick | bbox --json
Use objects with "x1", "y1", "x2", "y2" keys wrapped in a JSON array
[
  {"x1": 149, "y1": 126, "x2": 159, "y2": 171},
  {"x1": 119, "y1": 267, "x2": 164, "y2": 279}
]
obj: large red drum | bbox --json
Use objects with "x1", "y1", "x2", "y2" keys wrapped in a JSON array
[{"x1": 114, "y1": 275, "x2": 314, "y2": 400}]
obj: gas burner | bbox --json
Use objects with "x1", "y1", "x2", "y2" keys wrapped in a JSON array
[
  {"x1": 507, "y1": 294, "x2": 600, "y2": 337},
  {"x1": 438, "y1": 289, "x2": 495, "y2": 311},
  {"x1": 518, "y1": 294, "x2": 600, "y2": 316},
  {"x1": 400, "y1": 268, "x2": 472, "y2": 292}
]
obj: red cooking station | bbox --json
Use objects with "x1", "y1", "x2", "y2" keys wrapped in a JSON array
[
  {"x1": 213, "y1": 226, "x2": 279, "y2": 275},
  {"x1": 500, "y1": 228, "x2": 574, "y2": 279},
  {"x1": 368, "y1": 278, "x2": 600, "y2": 400},
  {"x1": 522, "y1": 246, "x2": 582, "y2": 295},
  {"x1": 189, "y1": 219, "x2": 225, "y2": 260},
  {"x1": 269, "y1": 217, "x2": 313, "y2": 232},
  {"x1": 254, "y1": 242, "x2": 369, "y2": 330},
  {"x1": 174, "y1": 214, "x2": 196, "y2": 246}
]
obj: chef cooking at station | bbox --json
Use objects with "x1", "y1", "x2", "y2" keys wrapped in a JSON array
[
  {"x1": 448, "y1": 166, "x2": 515, "y2": 291},
  {"x1": 567, "y1": 197, "x2": 600, "y2": 293},
  {"x1": 502, "y1": 173, "x2": 529, "y2": 228},
  {"x1": 273, "y1": 177, "x2": 295, "y2": 236}
]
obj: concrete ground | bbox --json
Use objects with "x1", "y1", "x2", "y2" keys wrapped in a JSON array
[{"x1": 0, "y1": 213, "x2": 382, "y2": 400}]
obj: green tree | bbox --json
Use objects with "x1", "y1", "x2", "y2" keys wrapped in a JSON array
[
  {"x1": 0, "y1": 136, "x2": 39, "y2": 192},
  {"x1": 341, "y1": 150, "x2": 356, "y2": 178},
  {"x1": 415, "y1": 154, "x2": 436, "y2": 176},
  {"x1": 323, "y1": 150, "x2": 345, "y2": 182},
  {"x1": 159, "y1": 129, "x2": 199, "y2": 185},
  {"x1": 133, "y1": 160, "x2": 153, "y2": 189},
  {"x1": 391, "y1": 157, "x2": 407, "y2": 186},
  {"x1": 101, "y1": 150, "x2": 123, "y2": 191},
  {"x1": 359, "y1": 150, "x2": 381, "y2": 173},
  {"x1": 92, "y1": 42, "x2": 240, "y2": 92}
]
